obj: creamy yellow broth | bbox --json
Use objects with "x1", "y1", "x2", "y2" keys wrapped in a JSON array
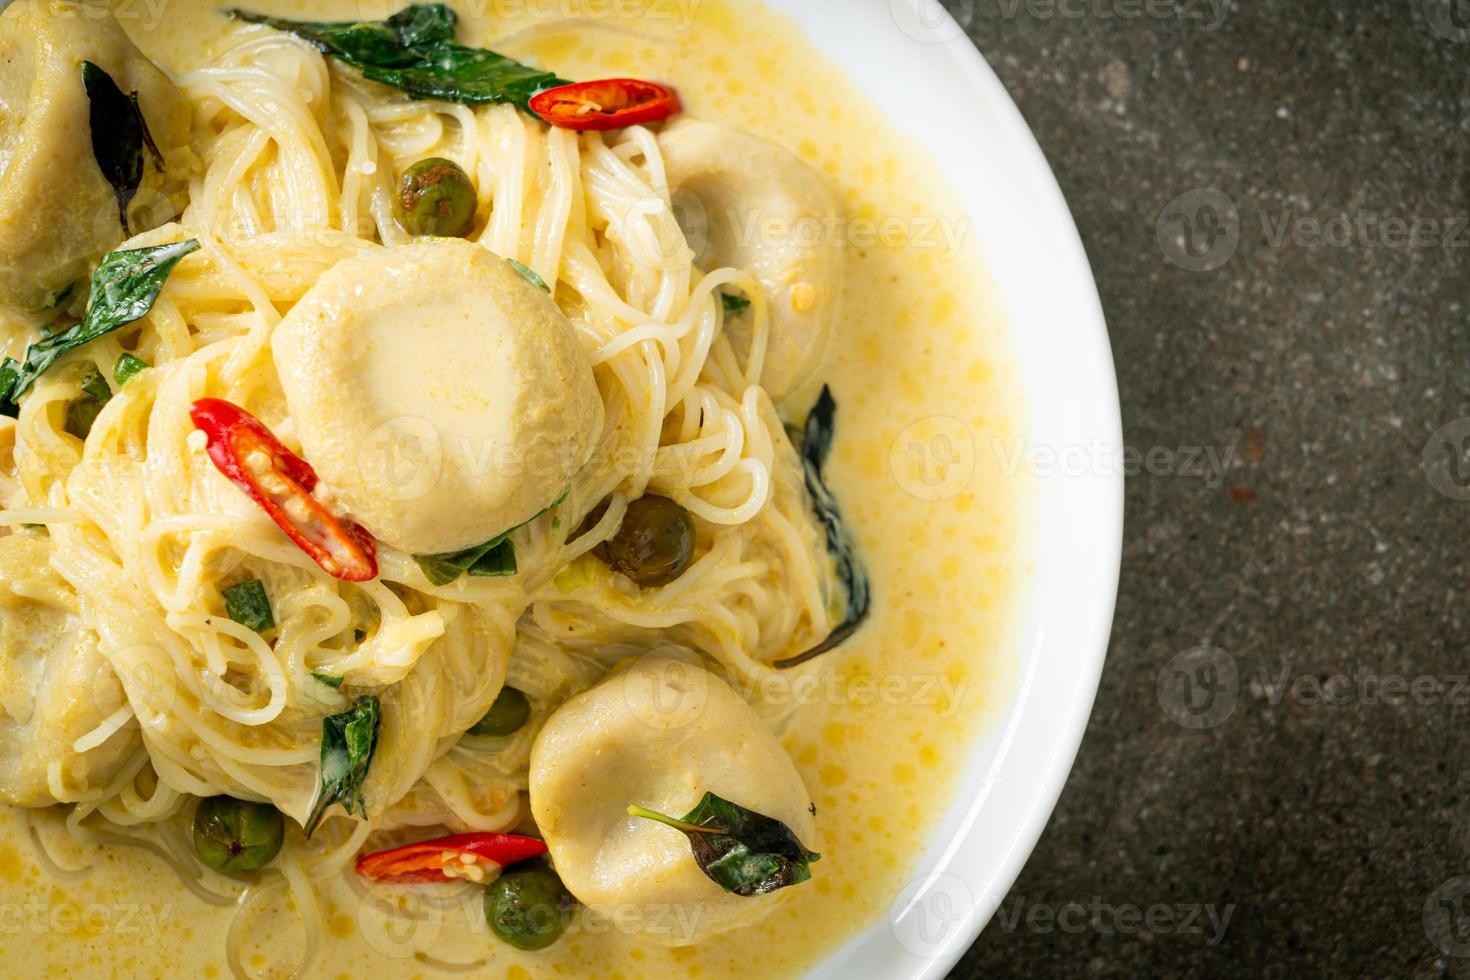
[{"x1": 0, "y1": 1, "x2": 1032, "y2": 975}]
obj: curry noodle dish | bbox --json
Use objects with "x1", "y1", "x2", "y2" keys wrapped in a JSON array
[{"x1": 0, "y1": 1, "x2": 1029, "y2": 976}]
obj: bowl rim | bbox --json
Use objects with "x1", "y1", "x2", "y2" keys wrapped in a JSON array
[{"x1": 755, "y1": 1, "x2": 1124, "y2": 976}]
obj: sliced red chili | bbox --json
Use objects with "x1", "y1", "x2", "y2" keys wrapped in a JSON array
[
  {"x1": 355, "y1": 832, "x2": 548, "y2": 884},
  {"x1": 530, "y1": 78, "x2": 682, "y2": 131},
  {"x1": 189, "y1": 398, "x2": 377, "y2": 583}
]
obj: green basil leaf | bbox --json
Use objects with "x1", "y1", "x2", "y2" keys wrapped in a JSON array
[
  {"x1": 63, "y1": 401, "x2": 103, "y2": 439},
  {"x1": 311, "y1": 671, "x2": 345, "y2": 690},
  {"x1": 720, "y1": 292, "x2": 750, "y2": 318},
  {"x1": 414, "y1": 487, "x2": 567, "y2": 585},
  {"x1": 63, "y1": 366, "x2": 113, "y2": 439},
  {"x1": 354, "y1": 41, "x2": 568, "y2": 108},
  {"x1": 304, "y1": 696, "x2": 380, "y2": 837},
  {"x1": 384, "y1": 2, "x2": 458, "y2": 46},
  {"x1": 79, "y1": 366, "x2": 113, "y2": 404},
  {"x1": 82, "y1": 61, "x2": 162, "y2": 237},
  {"x1": 773, "y1": 385, "x2": 871, "y2": 669},
  {"x1": 0, "y1": 362, "x2": 18, "y2": 419},
  {"x1": 222, "y1": 579, "x2": 275, "y2": 634},
  {"x1": 466, "y1": 538, "x2": 517, "y2": 577},
  {"x1": 628, "y1": 792, "x2": 820, "y2": 896},
  {"x1": 507, "y1": 258, "x2": 550, "y2": 292},
  {"x1": 45, "y1": 283, "x2": 76, "y2": 311},
  {"x1": 113, "y1": 353, "x2": 149, "y2": 387},
  {"x1": 227, "y1": 4, "x2": 570, "y2": 110},
  {"x1": 4, "y1": 240, "x2": 198, "y2": 404},
  {"x1": 416, "y1": 535, "x2": 516, "y2": 586}
]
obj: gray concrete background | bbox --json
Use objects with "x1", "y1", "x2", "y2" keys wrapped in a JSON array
[{"x1": 943, "y1": 0, "x2": 1470, "y2": 976}]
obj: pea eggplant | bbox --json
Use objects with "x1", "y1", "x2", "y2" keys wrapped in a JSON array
[
  {"x1": 393, "y1": 157, "x2": 475, "y2": 238},
  {"x1": 595, "y1": 495, "x2": 695, "y2": 588},
  {"x1": 468, "y1": 687, "x2": 531, "y2": 737},
  {"x1": 193, "y1": 796, "x2": 284, "y2": 873},
  {"x1": 485, "y1": 864, "x2": 575, "y2": 950}
]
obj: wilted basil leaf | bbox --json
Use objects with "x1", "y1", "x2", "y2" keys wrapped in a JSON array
[
  {"x1": 63, "y1": 366, "x2": 113, "y2": 439},
  {"x1": 1, "y1": 239, "x2": 199, "y2": 404},
  {"x1": 414, "y1": 488, "x2": 567, "y2": 585},
  {"x1": 222, "y1": 579, "x2": 275, "y2": 634},
  {"x1": 720, "y1": 292, "x2": 750, "y2": 318},
  {"x1": 227, "y1": 4, "x2": 569, "y2": 109},
  {"x1": 773, "y1": 386, "x2": 871, "y2": 668},
  {"x1": 82, "y1": 61, "x2": 163, "y2": 236},
  {"x1": 304, "y1": 696, "x2": 380, "y2": 836},
  {"x1": 45, "y1": 283, "x2": 76, "y2": 311},
  {"x1": 0, "y1": 365, "x2": 17, "y2": 419},
  {"x1": 416, "y1": 536, "x2": 516, "y2": 586},
  {"x1": 113, "y1": 353, "x2": 149, "y2": 387},
  {"x1": 507, "y1": 258, "x2": 550, "y2": 292},
  {"x1": 77, "y1": 367, "x2": 111, "y2": 403},
  {"x1": 628, "y1": 792, "x2": 820, "y2": 896}
]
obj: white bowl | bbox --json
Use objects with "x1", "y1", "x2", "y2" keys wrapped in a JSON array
[{"x1": 764, "y1": 1, "x2": 1124, "y2": 976}]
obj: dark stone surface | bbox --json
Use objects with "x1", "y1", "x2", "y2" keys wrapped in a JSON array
[{"x1": 944, "y1": 1, "x2": 1470, "y2": 977}]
